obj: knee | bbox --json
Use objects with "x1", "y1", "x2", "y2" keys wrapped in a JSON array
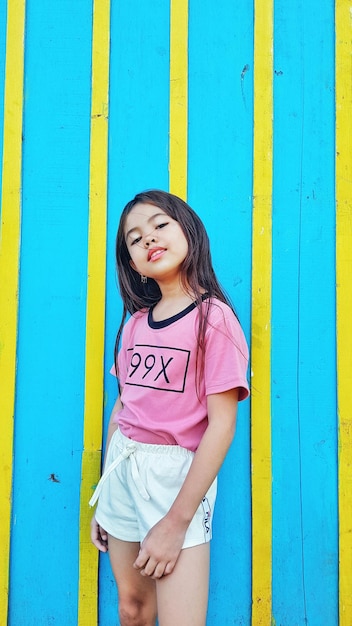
[{"x1": 119, "y1": 593, "x2": 156, "y2": 626}]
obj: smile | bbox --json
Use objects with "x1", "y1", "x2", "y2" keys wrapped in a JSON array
[{"x1": 148, "y1": 247, "x2": 166, "y2": 262}]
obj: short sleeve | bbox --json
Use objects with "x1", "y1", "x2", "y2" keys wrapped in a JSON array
[
  {"x1": 109, "y1": 327, "x2": 129, "y2": 385},
  {"x1": 204, "y1": 307, "x2": 249, "y2": 401}
]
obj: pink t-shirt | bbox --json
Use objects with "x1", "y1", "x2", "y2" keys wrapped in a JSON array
[{"x1": 113, "y1": 298, "x2": 249, "y2": 451}]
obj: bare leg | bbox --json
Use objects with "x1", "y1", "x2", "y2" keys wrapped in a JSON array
[
  {"x1": 108, "y1": 535, "x2": 157, "y2": 626},
  {"x1": 156, "y1": 543, "x2": 210, "y2": 626}
]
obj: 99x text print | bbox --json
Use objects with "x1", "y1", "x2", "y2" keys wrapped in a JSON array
[{"x1": 125, "y1": 344, "x2": 191, "y2": 393}]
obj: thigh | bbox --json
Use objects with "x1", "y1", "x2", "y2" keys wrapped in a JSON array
[
  {"x1": 108, "y1": 535, "x2": 157, "y2": 615},
  {"x1": 156, "y1": 543, "x2": 210, "y2": 626}
]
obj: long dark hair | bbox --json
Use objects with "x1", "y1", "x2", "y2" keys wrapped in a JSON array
[{"x1": 114, "y1": 189, "x2": 236, "y2": 384}]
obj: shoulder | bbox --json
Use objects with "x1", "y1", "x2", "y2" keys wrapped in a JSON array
[
  {"x1": 204, "y1": 298, "x2": 248, "y2": 351},
  {"x1": 204, "y1": 297, "x2": 239, "y2": 327},
  {"x1": 126, "y1": 308, "x2": 148, "y2": 324},
  {"x1": 122, "y1": 308, "x2": 149, "y2": 335}
]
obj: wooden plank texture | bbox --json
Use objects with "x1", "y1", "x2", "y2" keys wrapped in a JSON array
[
  {"x1": 78, "y1": 1, "x2": 110, "y2": 624},
  {"x1": 251, "y1": 0, "x2": 273, "y2": 623},
  {"x1": 0, "y1": 2, "x2": 25, "y2": 623},
  {"x1": 336, "y1": 1, "x2": 352, "y2": 624}
]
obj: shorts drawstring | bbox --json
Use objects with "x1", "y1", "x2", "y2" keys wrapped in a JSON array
[{"x1": 89, "y1": 442, "x2": 150, "y2": 507}]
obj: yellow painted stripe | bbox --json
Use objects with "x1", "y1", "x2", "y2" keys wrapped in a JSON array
[
  {"x1": 0, "y1": 1, "x2": 26, "y2": 623},
  {"x1": 169, "y1": 0, "x2": 188, "y2": 199},
  {"x1": 251, "y1": 0, "x2": 273, "y2": 623},
  {"x1": 336, "y1": 2, "x2": 352, "y2": 624},
  {"x1": 78, "y1": 0, "x2": 110, "y2": 623}
]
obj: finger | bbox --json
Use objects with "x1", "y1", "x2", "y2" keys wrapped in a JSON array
[
  {"x1": 164, "y1": 560, "x2": 176, "y2": 576},
  {"x1": 151, "y1": 562, "x2": 168, "y2": 579},
  {"x1": 91, "y1": 534, "x2": 108, "y2": 552},
  {"x1": 98, "y1": 536, "x2": 108, "y2": 552},
  {"x1": 133, "y1": 548, "x2": 149, "y2": 570},
  {"x1": 93, "y1": 533, "x2": 108, "y2": 552},
  {"x1": 90, "y1": 523, "x2": 108, "y2": 552},
  {"x1": 140, "y1": 557, "x2": 158, "y2": 578},
  {"x1": 98, "y1": 525, "x2": 108, "y2": 541}
]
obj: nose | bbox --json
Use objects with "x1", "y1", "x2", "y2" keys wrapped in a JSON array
[{"x1": 144, "y1": 233, "x2": 156, "y2": 247}]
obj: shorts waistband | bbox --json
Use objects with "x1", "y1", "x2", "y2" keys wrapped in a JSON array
[
  {"x1": 89, "y1": 430, "x2": 193, "y2": 509},
  {"x1": 118, "y1": 429, "x2": 194, "y2": 457}
]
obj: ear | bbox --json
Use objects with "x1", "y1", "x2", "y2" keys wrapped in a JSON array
[{"x1": 129, "y1": 259, "x2": 138, "y2": 272}]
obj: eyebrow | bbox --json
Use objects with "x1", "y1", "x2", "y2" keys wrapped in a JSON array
[{"x1": 125, "y1": 212, "x2": 167, "y2": 240}]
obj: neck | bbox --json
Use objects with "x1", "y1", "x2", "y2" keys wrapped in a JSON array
[
  {"x1": 152, "y1": 276, "x2": 207, "y2": 317},
  {"x1": 151, "y1": 277, "x2": 193, "y2": 316},
  {"x1": 155, "y1": 275, "x2": 189, "y2": 299}
]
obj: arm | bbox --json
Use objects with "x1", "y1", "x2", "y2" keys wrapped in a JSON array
[
  {"x1": 90, "y1": 395, "x2": 123, "y2": 552},
  {"x1": 133, "y1": 387, "x2": 239, "y2": 578}
]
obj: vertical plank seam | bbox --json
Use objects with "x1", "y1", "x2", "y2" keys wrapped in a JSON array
[
  {"x1": 78, "y1": 1, "x2": 110, "y2": 624},
  {"x1": 0, "y1": 1, "x2": 26, "y2": 623},
  {"x1": 336, "y1": 1, "x2": 352, "y2": 625},
  {"x1": 169, "y1": 0, "x2": 188, "y2": 199},
  {"x1": 251, "y1": 0, "x2": 273, "y2": 623}
]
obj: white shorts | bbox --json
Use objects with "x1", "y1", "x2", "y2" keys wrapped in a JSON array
[{"x1": 90, "y1": 429, "x2": 217, "y2": 548}]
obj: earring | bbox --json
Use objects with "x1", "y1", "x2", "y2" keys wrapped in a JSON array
[{"x1": 141, "y1": 275, "x2": 147, "y2": 284}]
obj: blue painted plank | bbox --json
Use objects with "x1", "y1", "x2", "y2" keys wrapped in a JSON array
[
  {"x1": 9, "y1": 1, "x2": 93, "y2": 623},
  {"x1": 272, "y1": 4, "x2": 308, "y2": 621},
  {"x1": 297, "y1": 0, "x2": 338, "y2": 617},
  {"x1": 100, "y1": 1, "x2": 171, "y2": 622},
  {"x1": 272, "y1": 1, "x2": 338, "y2": 624},
  {"x1": 188, "y1": 2, "x2": 253, "y2": 623}
]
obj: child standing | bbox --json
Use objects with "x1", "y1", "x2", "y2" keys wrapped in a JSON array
[{"x1": 90, "y1": 190, "x2": 249, "y2": 626}]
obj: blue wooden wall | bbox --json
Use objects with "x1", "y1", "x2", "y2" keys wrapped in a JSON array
[{"x1": 1, "y1": 1, "x2": 350, "y2": 625}]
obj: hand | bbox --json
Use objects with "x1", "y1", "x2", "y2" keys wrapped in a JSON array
[
  {"x1": 90, "y1": 516, "x2": 108, "y2": 552},
  {"x1": 133, "y1": 515, "x2": 187, "y2": 579}
]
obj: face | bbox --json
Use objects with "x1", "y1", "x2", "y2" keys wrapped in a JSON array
[{"x1": 124, "y1": 202, "x2": 189, "y2": 284}]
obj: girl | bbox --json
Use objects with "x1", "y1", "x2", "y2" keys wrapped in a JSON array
[{"x1": 90, "y1": 190, "x2": 249, "y2": 626}]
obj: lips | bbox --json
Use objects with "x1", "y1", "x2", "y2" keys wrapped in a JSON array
[{"x1": 147, "y1": 247, "x2": 166, "y2": 262}]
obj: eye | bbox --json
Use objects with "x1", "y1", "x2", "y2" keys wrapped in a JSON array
[
  {"x1": 130, "y1": 235, "x2": 142, "y2": 246},
  {"x1": 155, "y1": 222, "x2": 168, "y2": 230}
]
